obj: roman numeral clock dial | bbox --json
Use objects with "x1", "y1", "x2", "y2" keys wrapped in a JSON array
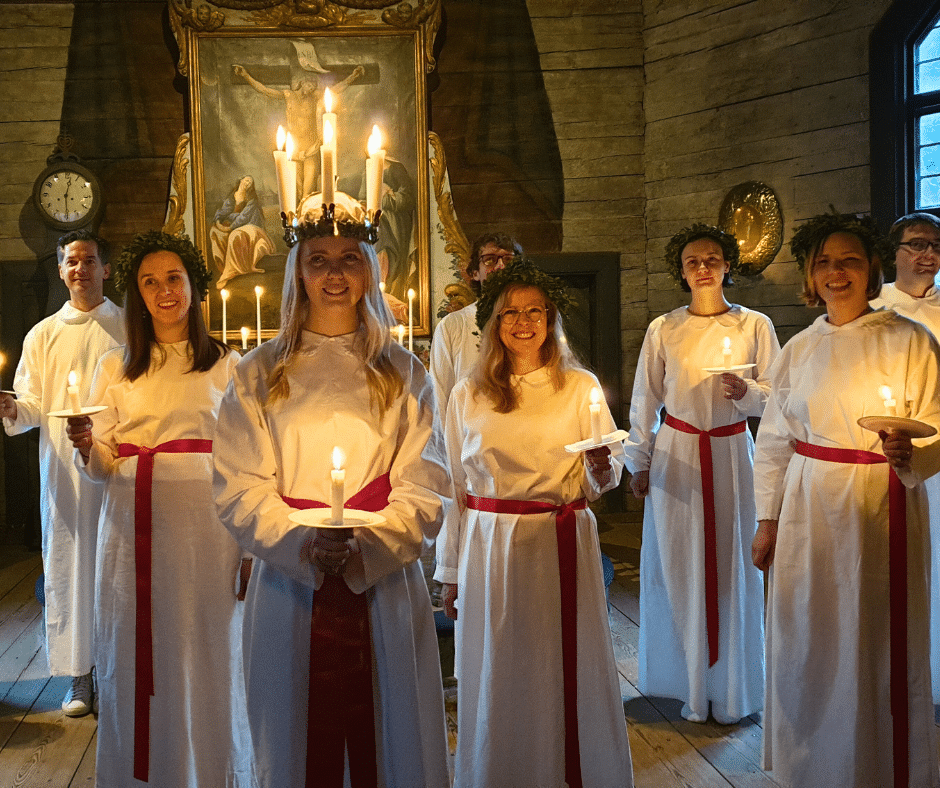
[{"x1": 32, "y1": 161, "x2": 102, "y2": 231}]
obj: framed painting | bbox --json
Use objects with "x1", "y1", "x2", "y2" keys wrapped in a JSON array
[{"x1": 169, "y1": 1, "x2": 436, "y2": 343}]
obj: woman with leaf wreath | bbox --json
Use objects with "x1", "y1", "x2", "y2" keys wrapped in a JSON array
[{"x1": 624, "y1": 224, "x2": 779, "y2": 725}]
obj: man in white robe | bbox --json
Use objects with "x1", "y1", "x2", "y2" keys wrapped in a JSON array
[
  {"x1": 0, "y1": 230, "x2": 125, "y2": 716},
  {"x1": 429, "y1": 232, "x2": 522, "y2": 412},
  {"x1": 870, "y1": 211, "x2": 940, "y2": 704}
]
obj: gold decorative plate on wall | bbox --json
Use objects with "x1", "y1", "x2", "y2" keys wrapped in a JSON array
[{"x1": 717, "y1": 181, "x2": 783, "y2": 276}]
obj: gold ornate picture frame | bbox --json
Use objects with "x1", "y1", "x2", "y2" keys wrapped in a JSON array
[
  {"x1": 169, "y1": 1, "x2": 436, "y2": 340},
  {"x1": 717, "y1": 181, "x2": 783, "y2": 276}
]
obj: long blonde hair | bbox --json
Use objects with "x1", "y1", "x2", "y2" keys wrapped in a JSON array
[
  {"x1": 470, "y1": 283, "x2": 581, "y2": 413},
  {"x1": 267, "y1": 238, "x2": 403, "y2": 414}
]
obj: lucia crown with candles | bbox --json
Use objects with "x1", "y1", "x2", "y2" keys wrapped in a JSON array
[{"x1": 275, "y1": 91, "x2": 385, "y2": 247}]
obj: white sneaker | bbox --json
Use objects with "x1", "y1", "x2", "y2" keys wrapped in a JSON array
[{"x1": 62, "y1": 672, "x2": 93, "y2": 717}]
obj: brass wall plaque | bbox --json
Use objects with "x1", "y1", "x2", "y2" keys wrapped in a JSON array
[{"x1": 717, "y1": 181, "x2": 783, "y2": 276}]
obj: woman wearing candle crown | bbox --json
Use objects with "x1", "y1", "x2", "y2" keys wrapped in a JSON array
[
  {"x1": 212, "y1": 202, "x2": 450, "y2": 788},
  {"x1": 64, "y1": 231, "x2": 253, "y2": 787},
  {"x1": 623, "y1": 224, "x2": 779, "y2": 725},
  {"x1": 435, "y1": 258, "x2": 634, "y2": 787},
  {"x1": 752, "y1": 213, "x2": 940, "y2": 788}
]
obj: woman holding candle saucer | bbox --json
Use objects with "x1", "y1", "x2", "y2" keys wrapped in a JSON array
[
  {"x1": 752, "y1": 213, "x2": 940, "y2": 788},
  {"x1": 65, "y1": 231, "x2": 253, "y2": 788},
  {"x1": 212, "y1": 210, "x2": 450, "y2": 788},
  {"x1": 624, "y1": 224, "x2": 779, "y2": 725},
  {"x1": 434, "y1": 258, "x2": 633, "y2": 788}
]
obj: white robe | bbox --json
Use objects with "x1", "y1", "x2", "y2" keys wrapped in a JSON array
[
  {"x1": 429, "y1": 302, "x2": 479, "y2": 414},
  {"x1": 82, "y1": 343, "x2": 254, "y2": 788},
  {"x1": 213, "y1": 331, "x2": 450, "y2": 788},
  {"x1": 623, "y1": 305, "x2": 778, "y2": 722},
  {"x1": 3, "y1": 298, "x2": 124, "y2": 676},
  {"x1": 872, "y1": 282, "x2": 940, "y2": 704},
  {"x1": 753, "y1": 309, "x2": 940, "y2": 788},
  {"x1": 435, "y1": 368, "x2": 634, "y2": 788}
]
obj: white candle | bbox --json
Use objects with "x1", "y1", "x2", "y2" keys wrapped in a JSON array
[
  {"x1": 254, "y1": 286, "x2": 263, "y2": 347},
  {"x1": 220, "y1": 288, "x2": 229, "y2": 345},
  {"x1": 330, "y1": 446, "x2": 345, "y2": 525},
  {"x1": 322, "y1": 88, "x2": 338, "y2": 190},
  {"x1": 240, "y1": 326, "x2": 249, "y2": 351},
  {"x1": 366, "y1": 125, "x2": 386, "y2": 215},
  {"x1": 722, "y1": 336, "x2": 732, "y2": 369},
  {"x1": 273, "y1": 126, "x2": 297, "y2": 216},
  {"x1": 379, "y1": 281, "x2": 385, "y2": 294},
  {"x1": 880, "y1": 385, "x2": 897, "y2": 417},
  {"x1": 67, "y1": 370, "x2": 81, "y2": 414},
  {"x1": 407, "y1": 288, "x2": 415, "y2": 352},
  {"x1": 397, "y1": 324, "x2": 405, "y2": 345},
  {"x1": 320, "y1": 118, "x2": 335, "y2": 206},
  {"x1": 589, "y1": 386, "x2": 603, "y2": 444}
]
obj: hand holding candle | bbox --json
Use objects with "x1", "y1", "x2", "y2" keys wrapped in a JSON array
[
  {"x1": 330, "y1": 446, "x2": 346, "y2": 525},
  {"x1": 67, "y1": 371, "x2": 81, "y2": 415},
  {"x1": 589, "y1": 386, "x2": 603, "y2": 444}
]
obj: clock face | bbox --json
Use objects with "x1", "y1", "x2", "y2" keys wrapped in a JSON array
[{"x1": 36, "y1": 168, "x2": 97, "y2": 227}]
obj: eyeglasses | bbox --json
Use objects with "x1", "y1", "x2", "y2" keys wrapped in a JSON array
[
  {"x1": 498, "y1": 306, "x2": 545, "y2": 325},
  {"x1": 478, "y1": 252, "x2": 514, "y2": 269},
  {"x1": 898, "y1": 239, "x2": 940, "y2": 254}
]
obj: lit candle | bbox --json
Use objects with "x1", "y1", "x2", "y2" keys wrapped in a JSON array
[
  {"x1": 722, "y1": 336, "x2": 732, "y2": 369},
  {"x1": 397, "y1": 324, "x2": 405, "y2": 345},
  {"x1": 379, "y1": 281, "x2": 385, "y2": 294},
  {"x1": 254, "y1": 286, "x2": 263, "y2": 347},
  {"x1": 220, "y1": 288, "x2": 229, "y2": 345},
  {"x1": 320, "y1": 118, "x2": 335, "y2": 206},
  {"x1": 67, "y1": 370, "x2": 81, "y2": 415},
  {"x1": 322, "y1": 88, "x2": 338, "y2": 188},
  {"x1": 240, "y1": 326, "x2": 249, "y2": 351},
  {"x1": 589, "y1": 386, "x2": 603, "y2": 444},
  {"x1": 330, "y1": 446, "x2": 346, "y2": 525},
  {"x1": 273, "y1": 126, "x2": 297, "y2": 216},
  {"x1": 407, "y1": 288, "x2": 415, "y2": 352},
  {"x1": 880, "y1": 385, "x2": 897, "y2": 416},
  {"x1": 366, "y1": 125, "x2": 386, "y2": 215}
]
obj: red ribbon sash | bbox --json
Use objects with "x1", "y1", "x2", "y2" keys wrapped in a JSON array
[
  {"x1": 284, "y1": 472, "x2": 391, "y2": 788},
  {"x1": 465, "y1": 494, "x2": 587, "y2": 788},
  {"x1": 664, "y1": 414, "x2": 747, "y2": 667},
  {"x1": 793, "y1": 440, "x2": 908, "y2": 788},
  {"x1": 118, "y1": 438, "x2": 213, "y2": 784}
]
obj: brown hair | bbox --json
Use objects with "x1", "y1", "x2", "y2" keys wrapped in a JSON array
[{"x1": 800, "y1": 230, "x2": 884, "y2": 307}]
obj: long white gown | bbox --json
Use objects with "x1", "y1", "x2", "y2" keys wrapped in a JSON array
[
  {"x1": 435, "y1": 367, "x2": 634, "y2": 788},
  {"x1": 3, "y1": 298, "x2": 124, "y2": 676},
  {"x1": 753, "y1": 309, "x2": 940, "y2": 788},
  {"x1": 213, "y1": 331, "x2": 450, "y2": 788},
  {"x1": 872, "y1": 282, "x2": 940, "y2": 704},
  {"x1": 623, "y1": 304, "x2": 778, "y2": 722},
  {"x1": 82, "y1": 343, "x2": 254, "y2": 788},
  {"x1": 429, "y1": 302, "x2": 480, "y2": 413}
]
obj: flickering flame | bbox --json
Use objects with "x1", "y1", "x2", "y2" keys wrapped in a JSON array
[
  {"x1": 254, "y1": 285, "x2": 263, "y2": 297},
  {"x1": 324, "y1": 87, "x2": 333, "y2": 114},
  {"x1": 880, "y1": 385, "x2": 893, "y2": 402},
  {"x1": 379, "y1": 281, "x2": 386, "y2": 292},
  {"x1": 220, "y1": 288, "x2": 229, "y2": 301},
  {"x1": 368, "y1": 125, "x2": 383, "y2": 156},
  {"x1": 323, "y1": 119, "x2": 334, "y2": 146},
  {"x1": 590, "y1": 386, "x2": 602, "y2": 406},
  {"x1": 276, "y1": 125, "x2": 286, "y2": 151},
  {"x1": 407, "y1": 288, "x2": 416, "y2": 302},
  {"x1": 332, "y1": 446, "x2": 345, "y2": 471},
  {"x1": 723, "y1": 337, "x2": 732, "y2": 351},
  {"x1": 68, "y1": 371, "x2": 78, "y2": 387}
]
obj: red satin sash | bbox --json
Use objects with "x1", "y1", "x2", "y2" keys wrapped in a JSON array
[
  {"x1": 284, "y1": 472, "x2": 391, "y2": 788},
  {"x1": 664, "y1": 414, "x2": 747, "y2": 667},
  {"x1": 118, "y1": 438, "x2": 213, "y2": 784},
  {"x1": 793, "y1": 440, "x2": 908, "y2": 788},
  {"x1": 465, "y1": 494, "x2": 587, "y2": 788}
]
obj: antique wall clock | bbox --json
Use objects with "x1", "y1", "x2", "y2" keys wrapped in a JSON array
[{"x1": 32, "y1": 156, "x2": 103, "y2": 232}]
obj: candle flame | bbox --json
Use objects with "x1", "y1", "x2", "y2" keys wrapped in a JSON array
[
  {"x1": 397, "y1": 324, "x2": 405, "y2": 340},
  {"x1": 379, "y1": 281, "x2": 386, "y2": 292},
  {"x1": 240, "y1": 327, "x2": 249, "y2": 340},
  {"x1": 407, "y1": 288, "x2": 416, "y2": 301},
  {"x1": 68, "y1": 370, "x2": 78, "y2": 387},
  {"x1": 285, "y1": 132, "x2": 295, "y2": 159},
  {"x1": 368, "y1": 125, "x2": 382, "y2": 156},
  {"x1": 324, "y1": 87, "x2": 333, "y2": 114},
  {"x1": 723, "y1": 337, "x2": 731, "y2": 350},
  {"x1": 590, "y1": 386, "x2": 602, "y2": 406},
  {"x1": 332, "y1": 446, "x2": 345, "y2": 470},
  {"x1": 276, "y1": 125, "x2": 286, "y2": 151},
  {"x1": 0, "y1": 352, "x2": 5, "y2": 370},
  {"x1": 880, "y1": 385, "x2": 893, "y2": 401},
  {"x1": 255, "y1": 285, "x2": 263, "y2": 296},
  {"x1": 220, "y1": 288, "x2": 229, "y2": 301},
  {"x1": 323, "y1": 118, "x2": 334, "y2": 146}
]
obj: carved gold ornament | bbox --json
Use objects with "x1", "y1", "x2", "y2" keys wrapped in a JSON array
[
  {"x1": 717, "y1": 181, "x2": 783, "y2": 276},
  {"x1": 163, "y1": 134, "x2": 191, "y2": 237}
]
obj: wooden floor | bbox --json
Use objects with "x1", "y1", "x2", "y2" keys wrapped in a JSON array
[{"x1": 0, "y1": 514, "x2": 937, "y2": 787}]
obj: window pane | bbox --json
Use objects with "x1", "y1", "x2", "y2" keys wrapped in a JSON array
[
  {"x1": 915, "y1": 21, "x2": 940, "y2": 94},
  {"x1": 921, "y1": 143, "x2": 940, "y2": 177},
  {"x1": 918, "y1": 175, "x2": 940, "y2": 209},
  {"x1": 922, "y1": 112, "x2": 940, "y2": 144}
]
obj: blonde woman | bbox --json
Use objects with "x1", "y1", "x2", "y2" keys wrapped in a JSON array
[
  {"x1": 435, "y1": 258, "x2": 633, "y2": 788},
  {"x1": 213, "y1": 225, "x2": 450, "y2": 788}
]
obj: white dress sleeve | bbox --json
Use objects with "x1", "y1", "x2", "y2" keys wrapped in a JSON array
[
  {"x1": 623, "y1": 318, "x2": 666, "y2": 474},
  {"x1": 732, "y1": 311, "x2": 780, "y2": 418},
  {"x1": 433, "y1": 381, "x2": 469, "y2": 585}
]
